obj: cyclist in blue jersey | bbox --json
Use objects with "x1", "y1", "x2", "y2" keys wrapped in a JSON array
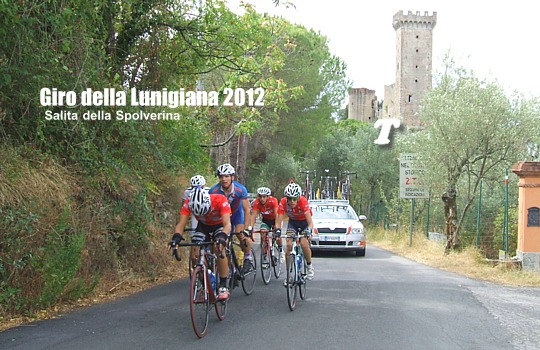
[{"x1": 209, "y1": 163, "x2": 253, "y2": 274}]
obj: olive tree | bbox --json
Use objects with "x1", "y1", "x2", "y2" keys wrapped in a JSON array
[{"x1": 415, "y1": 55, "x2": 540, "y2": 253}]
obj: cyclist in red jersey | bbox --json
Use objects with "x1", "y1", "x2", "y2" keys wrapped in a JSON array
[
  {"x1": 170, "y1": 186, "x2": 232, "y2": 300},
  {"x1": 248, "y1": 187, "x2": 285, "y2": 263},
  {"x1": 274, "y1": 182, "x2": 315, "y2": 281}
]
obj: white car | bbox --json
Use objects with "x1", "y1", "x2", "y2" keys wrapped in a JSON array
[{"x1": 309, "y1": 200, "x2": 367, "y2": 256}]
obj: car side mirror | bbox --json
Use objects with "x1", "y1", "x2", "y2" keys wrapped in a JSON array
[{"x1": 358, "y1": 215, "x2": 367, "y2": 221}]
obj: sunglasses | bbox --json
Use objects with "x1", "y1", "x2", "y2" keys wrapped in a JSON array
[
  {"x1": 258, "y1": 195, "x2": 268, "y2": 198},
  {"x1": 286, "y1": 196, "x2": 298, "y2": 202}
]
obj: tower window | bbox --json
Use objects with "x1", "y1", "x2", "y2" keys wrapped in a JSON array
[
  {"x1": 415, "y1": 79, "x2": 418, "y2": 83},
  {"x1": 408, "y1": 95, "x2": 413, "y2": 102},
  {"x1": 416, "y1": 35, "x2": 419, "y2": 39},
  {"x1": 416, "y1": 49, "x2": 419, "y2": 53}
]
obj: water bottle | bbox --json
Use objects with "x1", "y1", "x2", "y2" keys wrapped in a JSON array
[
  {"x1": 297, "y1": 254, "x2": 302, "y2": 270},
  {"x1": 208, "y1": 270, "x2": 217, "y2": 291}
]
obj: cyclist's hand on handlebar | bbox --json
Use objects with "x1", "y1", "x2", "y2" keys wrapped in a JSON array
[
  {"x1": 274, "y1": 228, "x2": 282, "y2": 238},
  {"x1": 170, "y1": 232, "x2": 184, "y2": 248},
  {"x1": 303, "y1": 228, "x2": 313, "y2": 236},
  {"x1": 248, "y1": 225, "x2": 253, "y2": 235}
]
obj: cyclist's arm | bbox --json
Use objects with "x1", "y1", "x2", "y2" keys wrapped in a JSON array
[
  {"x1": 221, "y1": 213, "x2": 232, "y2": 235},
  {"x1": 249, "y1": 208, "x2": 260, "y2": 229},
  {"x1": 304, "y1": 211, "x2": 314, "y2": 231},
  {"x1": 241, "y1": 197, "x2": 251, "y2": 228},
  {"x1": 275, "y1": 213, "x2": 284, "y2": 232},
  {"x1": 174, "y1": 214, "x2": 190, "y2": 237}
]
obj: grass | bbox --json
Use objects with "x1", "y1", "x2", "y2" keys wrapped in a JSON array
[{"x1": 369, "y1": 227, "x2": 540, "y2": 287}]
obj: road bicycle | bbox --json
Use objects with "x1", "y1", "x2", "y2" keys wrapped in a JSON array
[
  {"x1": 319, "y1": 169, "x2": 337, "y2": 199},
  {"x1": 256, "y1": 228, "x2": 282, "y2": 284},
  {"x1": 226, "y1": 233, "x2": 257, "y2": 295},
  {"x1": 299, "y1": 170, "x2": 316, "y2": 200},
  {"x1": 171, "y1": 240, "x2": 227, "y2": 338},
  {"x1": 339, "y1": 170, "x2": 357, "y2": 201},
  {"x1": 284, "y1": 228, "x2": 310, "y2": 311}
]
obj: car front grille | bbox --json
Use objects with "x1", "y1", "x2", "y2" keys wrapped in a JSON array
[
  {"x1": 317, "y1": 228, "x2": 347, "y2": 234},
  {"x1": 318, "y1": 241, "x2": 345, "y2": 246}
]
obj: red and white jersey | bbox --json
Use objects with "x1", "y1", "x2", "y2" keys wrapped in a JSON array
[
  {"x1": 277, "y1": 196, "x2": 312, "y2": 221},
  {"x1": 180, "y1": 194, "x2": 231, "y2": 226},
  {"x1": 251, "y1": 196, "x2": 278, "y2": 220}
]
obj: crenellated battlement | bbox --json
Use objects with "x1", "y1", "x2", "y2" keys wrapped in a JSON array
[{"x1": 392, "y1": 10, "x2": 437, "y2": 30}]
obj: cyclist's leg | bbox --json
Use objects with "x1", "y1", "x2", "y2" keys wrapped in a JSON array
[
  {"x1": 211, "y1": 227, "x2": 230, "y2": 300},
  {"x1": 299, "y1": 223, "x2": 314, "y2": 279},
  {"x1": 190, "y1": 222, "x2": 205, "y2": 267}
]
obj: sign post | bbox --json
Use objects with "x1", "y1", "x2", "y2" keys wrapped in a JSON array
[{"x1": 400, "y1": 154, "x2": 428, "y2": 246}]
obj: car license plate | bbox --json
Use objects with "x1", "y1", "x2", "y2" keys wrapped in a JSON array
[{"x1": 323, "y1": 235, "x2": 341, "y2": 241}]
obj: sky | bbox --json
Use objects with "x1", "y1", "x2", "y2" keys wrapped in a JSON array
[{"x1": 228, "y1": 0, "x2": 540, "y2": 100}]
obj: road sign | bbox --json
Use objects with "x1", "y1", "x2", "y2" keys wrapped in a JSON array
[{"x1": 399, "y1": 153, "x2": 429, "y2": 199}]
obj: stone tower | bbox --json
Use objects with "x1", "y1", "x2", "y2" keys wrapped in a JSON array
[
  {"x1": 348, "y1": 87, "x2": 377, "y2": 122},
  {"x1": 383, "y1": 10, "x2": 437, "y2": 127}
]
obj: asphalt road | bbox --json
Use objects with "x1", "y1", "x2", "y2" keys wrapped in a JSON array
[{"x1": 1, "y1": 245, "x2": 540, "y2": 350}]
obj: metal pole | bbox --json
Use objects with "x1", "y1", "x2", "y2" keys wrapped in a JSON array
[
  {"x1": 504, "y1": 170, "x2": 509, "y2": 255},
  {"x1": 476, "y1": 179, "x2": 483, "y2": 248},
  {"x1": 425, "y1": 194, "x2": 431, "y2": 237},
  {"x1": 409, "y1": 198, "x2": 415, "y2": 247}
]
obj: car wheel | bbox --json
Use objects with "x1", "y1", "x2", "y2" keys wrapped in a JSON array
[{"x1": 355, "y1": 249, "x2": 366, "y2": 257}]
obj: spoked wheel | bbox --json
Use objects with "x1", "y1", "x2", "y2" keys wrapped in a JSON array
[
  {"x1": 190, "y1": 266, "x2": 209, "y2": 338},
  {"x1": 241, "y1": 247, "x2": 257, "y2": 295},
  {"x1": 271, "y1": 242, "x2": 282, "y2": 279},
  {"x1": 299, "y1": 256, "x2": 307, "y2": 300},
  {"x1": 286, "y1": 255, "x2": 298, "y2": 311},
  {"x1": 260, "y1": 240, "x2": 272, "y2": 285}
]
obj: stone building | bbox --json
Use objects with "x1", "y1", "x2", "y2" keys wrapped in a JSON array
[
  {"x1": 348, "y1": 87, "x2": 378, "y2": 122},
  {"x1": 382, "y1": 10, "x2": 437, "y2": 127}
]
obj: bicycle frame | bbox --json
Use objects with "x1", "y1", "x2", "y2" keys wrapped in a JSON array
[
  {"x1": 338, "y1": 170, "x2": 357, "y2": 201},
  {"x1": 226, "y1": 234, "x2": 257, "y2": 295},
  {"x1": 300, "y1": 170, "x2": 316, "y2": 200},
  {"x1": 255, "y1": 228, "x2": 281, "y2": 284},
  {"x1": 175, "y1": 240, "x2": 226, "y2": 338},
  {"x1": 285, "y1": 229, "x2": 308, "y2": 311}
]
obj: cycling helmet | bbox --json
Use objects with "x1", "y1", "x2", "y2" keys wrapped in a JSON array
[
  {"x1": 189, "y1": 187, "x2": 211, "y2": 216},
  {"x1": 216, "y1": 163, "x2": 235, "y2": 176},
  {"x1": 284, "y1": 183, "x2": 301, "y2": 197},
  {"x1": 257, "y1": 187, "x2": 272, "y2": 196},
  {"x1": 190, "y1": 175, "x2": 206, "y2": 187}
]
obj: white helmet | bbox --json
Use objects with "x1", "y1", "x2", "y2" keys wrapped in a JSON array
[
  {"x1": 216, "y1": 163, "x2": 235, "y2": 176},
  {"x1": 190, "y1": 175, "x2": 206, "y2": 187},
  {"x1": 257, "y1": 187, "x2": 271, "y2": 196},
  {"x1": 284, "y1": 183, "x2": 301, "y2": 197},
  {"x1": 189, "y1": 187, "x2": 211, "y2": 216}
]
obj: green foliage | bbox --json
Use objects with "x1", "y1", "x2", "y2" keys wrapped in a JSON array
[{"x1": 37, "y1": 208, "x2": 85, "y2": 308}]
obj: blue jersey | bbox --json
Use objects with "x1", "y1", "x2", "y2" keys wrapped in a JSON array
[{"x1": 209, "y1": 181, "x2": 249, "y2": 214}]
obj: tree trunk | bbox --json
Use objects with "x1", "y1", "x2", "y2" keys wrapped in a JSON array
[
  {"x1": 235, "y1": 133, "x2": 248, "y2": 184},
  {"x1": 442, "y1": 187, "x2": 459, "y2": 254}
]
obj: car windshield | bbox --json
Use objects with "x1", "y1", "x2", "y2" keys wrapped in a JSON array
[{"x1": 312, "y1": 205, "x2": 357, "y2": 220}]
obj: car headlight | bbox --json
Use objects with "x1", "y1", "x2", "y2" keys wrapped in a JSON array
[{"x1": 350, "y1": 227, "x2": 365, "y2": 235}]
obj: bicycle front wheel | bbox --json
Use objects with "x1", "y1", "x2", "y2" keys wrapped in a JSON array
[
  {"x1": 299, "y1": 256, "x2": 307, "y2": 300},
  {"x1": 190, "y1": 266, "x2": 209, "y2": 338},
  {"x1": 260, "y1": 240, "x2": 272, "y2": 285},
  {"x1": 241, "y1": 247, "x2": 257, "y2": 295},
  {"x1": 271, "y1": 242, "x2": 282, "y2": 279},
  {"x1": 286, "y1": 255, "x2": 298, "y2": 311}
]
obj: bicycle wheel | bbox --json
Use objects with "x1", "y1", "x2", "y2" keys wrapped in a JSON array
[
  {"x1": 271, "y1": 241, "x2": 282, "y2": 279},
  {"x1": 215, "y1": 274, "x2": 228, "y2": 320},
  {"x1": 299, "y1": 256, "x2": 307, "y2": 300},
  {"x1": 241, "y1": 247, "x2": 257, "y2": 295},
  {"x1": 260, "y1": 239, "x2": 272, "y2": 285},
  {"x1": 286, "y1": 254, "x2": 298, "y2": 311},
  {"x1": 190, "y1": 266, "x2": 209, "y2": 338}
]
